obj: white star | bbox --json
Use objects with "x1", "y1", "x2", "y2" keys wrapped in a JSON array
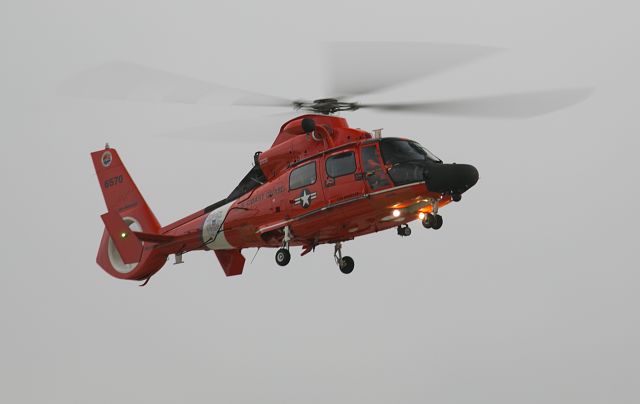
[{"x1": 299, "y1": 189, "x2": 312, "y2": 207}]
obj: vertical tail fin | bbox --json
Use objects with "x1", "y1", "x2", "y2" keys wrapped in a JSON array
[
  {"x1": 91, "y1": 146, "x2": 160, "y2": 232},
  {"x1": 91, "y1": 146, "x2": 165, "y2": 280}
]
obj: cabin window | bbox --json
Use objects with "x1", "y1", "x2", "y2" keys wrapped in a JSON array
[
  {"x1": 326, "y1": 151, "x2": 356, "y2": 178},
  {"x1": 289, "y1": 161, "x2": 317, "y2": 190}
]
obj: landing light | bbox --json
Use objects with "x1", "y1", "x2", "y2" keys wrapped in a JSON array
[
  {"x1": 392, "y1": 209, "x2": 401, "y2": 218},
  {"x1": 418, "y1": 212, "x2": 425, "y2": 220},
  {"x1": 120, "y1": 232, "x2": 128, "y2": 239}
]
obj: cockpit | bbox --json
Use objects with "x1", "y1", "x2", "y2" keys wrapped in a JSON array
[
  {"x1": 379, "y1": 138, "x2": 442, "y2": 186},
  {"x1": 380, "y1": 138, "x2": 442, "y2": 165}
]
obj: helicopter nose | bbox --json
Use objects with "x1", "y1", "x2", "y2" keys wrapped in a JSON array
[{"x1": 424, "y1": 163, "x2": 479, "y2": 195}]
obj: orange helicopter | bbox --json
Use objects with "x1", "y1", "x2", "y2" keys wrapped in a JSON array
[{"x1": 73, "y1": 43, "x2": 591, "y2": 281}]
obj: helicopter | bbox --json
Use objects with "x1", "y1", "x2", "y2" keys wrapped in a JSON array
[{"x1": 75, "y1": 43, "x2": 591, "y2": 281}]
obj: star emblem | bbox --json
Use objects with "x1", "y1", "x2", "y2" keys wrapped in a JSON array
[{"x1": 294, "y1": 189, "x2": 317, "y2": 208}]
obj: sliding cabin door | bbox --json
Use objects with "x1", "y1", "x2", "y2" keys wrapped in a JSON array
[{"x1": 321, "y1": 149, "x2": 365, "y2": 205}]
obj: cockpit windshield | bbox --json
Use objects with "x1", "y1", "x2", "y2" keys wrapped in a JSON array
[{"x1": 379, "y1": 139, "x2": 442, "y2": 165}]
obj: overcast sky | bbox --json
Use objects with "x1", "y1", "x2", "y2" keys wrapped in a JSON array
[{"x1": 1, "y1": 1, "x2": 638, "y2": 403}]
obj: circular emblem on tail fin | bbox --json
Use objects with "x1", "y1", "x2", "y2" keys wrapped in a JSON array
[{"x1": 101, "y1": 151, "x2": 112, "y2": 167}]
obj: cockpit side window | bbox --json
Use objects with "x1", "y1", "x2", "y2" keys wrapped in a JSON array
[
  {"x1": 379, "y1": 139, "x2": 441, "y2": 186},
  {"x1": 361, "y1": 145, "x2": 391, "y2": 190},
  {"x1": 380, "y1": 139, "x2": 441, "y2": 165}
]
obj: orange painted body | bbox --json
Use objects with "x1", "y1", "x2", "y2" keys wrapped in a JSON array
[{"x1": 92, "y1": 115, "x2": 457, "y2": 281}]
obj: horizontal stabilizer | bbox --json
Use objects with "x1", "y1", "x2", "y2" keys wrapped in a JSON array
[{"x1": 101, "y1": 211, "x2": 143, "y2": 264}]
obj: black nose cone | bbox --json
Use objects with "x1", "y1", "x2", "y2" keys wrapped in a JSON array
[{"x1": 425, "y1": 163, "x2": 479, "y2": 194}]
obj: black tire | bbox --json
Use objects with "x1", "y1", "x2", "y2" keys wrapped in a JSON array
[
  {"x1": 339, "y1": 256, "x2": 355, "y2": 274},
  {"x1": 404, "y1": 227, "x2": 412, "y2": 236},
  {"x1": 432, "y1": 214, "x2": 443, "y2": 230},
  {"x1": 422, "y1": 214, "x2": 435, "y2": 229},
  {"x1": 275, "y1": 248, "x2": 291, "y2": 266},
  {"x1": 452, "y1": 193, "x2": 462, "y2": 202}
]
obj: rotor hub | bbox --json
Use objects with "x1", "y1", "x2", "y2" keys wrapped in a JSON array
[{"x1": 293, "y1": 98, "x2": 359, "y2": 115}]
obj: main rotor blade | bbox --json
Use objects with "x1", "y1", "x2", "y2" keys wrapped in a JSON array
[
  {"x1": 358, "y1": 88, "x2": 593, "y2": 119},
  {"x1": 326, "y1": 42, "x2": 502, "y2": 98},
  {"x1": 155, "y1": 112, "x2": 299, "y2": 144},
  {"x1": 59, "y1": 61, "x2": 294, "y2": 107}
]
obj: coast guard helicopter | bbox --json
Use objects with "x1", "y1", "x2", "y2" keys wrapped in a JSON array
[{"x1": 68, "y1": 43, "x2": 591, "y2": 281}]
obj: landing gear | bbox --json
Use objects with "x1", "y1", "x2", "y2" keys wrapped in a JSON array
[
  {"x1": 433, "y1": 214, "x2": 443, "y2": 230},
  {"x1": 422, "y1": 214, "x2": 435, "y2": 228},
  {"x1": 422, "y1": 199, "x2": 444, "y2": 230},
  {"x1": 422, "y1": 213, "x2": 443, "y2": 230},
  {"x1": 334, "y1": 242, "x2": 355, "y2": 274},
  {"x1": 276, "y1": 225, "x2": 292, "y2": 266},
  {"x1": 338, "y1": 256, "x2": 355, "y2": 274},
  {"x1": 451, "y1": 192, "x2": 462, "y2": 202},
  {"x1": 397, "y1": 224, "x2": 412, "y2": 237},
  {"x1": 275, "y1": 248, "x2": 291, "y2": 266}
]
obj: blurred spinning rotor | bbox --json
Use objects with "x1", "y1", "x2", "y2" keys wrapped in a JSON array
[{"x1": 59, "y1": 42, "x2": 592, "y2": 140}]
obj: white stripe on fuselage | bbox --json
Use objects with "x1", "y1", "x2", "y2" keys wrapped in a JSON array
[{"x1": 202, "y1": 202, "x2": 234, "y2": 250}]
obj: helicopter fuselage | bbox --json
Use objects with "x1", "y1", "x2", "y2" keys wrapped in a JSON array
[{"x1": 92, "y1": 114, "x2": 478, "y2": 279}]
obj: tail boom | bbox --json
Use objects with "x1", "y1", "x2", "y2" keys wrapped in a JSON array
[{"x1": 92, "y1": 146, "x2": 248, "y2": 280}]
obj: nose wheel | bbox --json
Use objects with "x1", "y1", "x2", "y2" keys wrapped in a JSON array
[
  {"x1": 422, "y1": 200, "x2": 444, "y2": 230},
  {"x1": 422, "y1": 213, "x2": 443, "y2": 230},
  {"x1": 334, "y1": 242, "x2": 355, "y2": 274}
]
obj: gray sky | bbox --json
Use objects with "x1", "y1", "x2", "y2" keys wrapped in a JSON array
[{"x1": 1, "y1": 1, "x2": 638, "y2": 403}]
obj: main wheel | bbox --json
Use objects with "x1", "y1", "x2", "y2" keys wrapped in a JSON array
[
  {"x1": 432, "y1": 214, "x2": 443, "y2": 230},
  {"x1": 452, "y1": 193, "x2": 462, "y2": 202},
  {"x1": 275, "y1": 248, "x2": 291, "y2": 266},
  {"x1": 422, "y1": 213, "x2": 435, "y2": 229},
  {"x1": 339, "y1": 256, "x2": 355, "y2": 274}
]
